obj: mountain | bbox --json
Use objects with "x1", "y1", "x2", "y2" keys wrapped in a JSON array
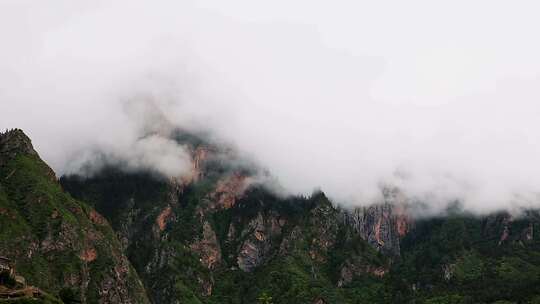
[
  {"x1": 3, "y1": 128, "x2": 540, "y2": 303},
  {"x1": 0, "y1": 129, "x2": 149, "y2": 303}
]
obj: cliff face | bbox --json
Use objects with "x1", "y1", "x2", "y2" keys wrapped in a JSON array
[
  {"x1": 0, "y1": 129, "x2": 149, "y2": 304},
  {"x1": 45, "y1": 123, "x2": 414, "y2": 301},
  {"x1": 48, "y1": 127, "x2": 540, "y2": 304},
  {"x1": 59, "y1": 134, "x2": 399, "y2": 303},
  {"x1": 342, "y1": 188, "x2": 413, "y2": 257}
]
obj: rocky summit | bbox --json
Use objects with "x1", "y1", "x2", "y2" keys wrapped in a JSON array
[{"x1": 2, "y1": 129, "x2": 540, "y2": 303}]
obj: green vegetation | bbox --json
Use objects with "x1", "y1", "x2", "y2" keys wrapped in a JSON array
[
  {"x1": 0, "y1": 130, "x2": 149, "y2": 303},
  {"x1": 0, "y1": 293, "x2": 63, "y2": 304},
  {"x1": 6, "y1": 129, "x2": 540, "y2": 303},
  {"x1": 61, "y1": 163, "x2": 540, "y2": 303},
  {"x1": 388, "y1": 214, "x2": 540, "y2": 304}
]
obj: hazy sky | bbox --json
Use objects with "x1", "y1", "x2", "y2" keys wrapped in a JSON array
[{"x1": 2, "y1": 0, "x2": 540, "y2": 212}]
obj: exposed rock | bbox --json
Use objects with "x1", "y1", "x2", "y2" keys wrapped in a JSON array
[
  {"x1": 341, "y1": 188, "x2": 412, "y2": 256},
  {"x1": 227, "y1": 223, "x2": 237, "y2": 241},
  {"x1": 499, "y1": 225, "x2": 510, "y2": 245},
  {"x1": 156, "y1": 206, "x2": 173, "y2": 232},
  {"x1": 181, "y1": 146, "x2": 210, "y2": 186},
  {"x1": 190, "y1": 222, "x2": 222, "y2": 270},
  {"x1": 522, "y1": 223, "x2": 534, "y2": 241},
  {"x1": 238, "y1": 241, "x2": 264, "y2": 272},
  {"x1": 89, "y1": 210, "x2": 107, "y2": 226},
  {"x1": 98, "y1": 258, "x2": 136, "y2": 304},
  {"x1": 442, "y1": 263, "x2": 455, "y2": 281},
  {"x1": 0, "y1": 129, "x2": 150, "y2": 304},
  {"x1": 313, "y1": 297, "x2": 329, "y2": 304},
  {"x1": 337, "y1": 258, "x2": 388, "y2": 287},
  {"x1": 0, "y1": 129, "x2": 38, "y2": 158},
  {"x1": 237, "y1": 213, "x2": 276, "y2": 272},
  {"x1": 0, "y1": 129, "x2": 55, "y2": 180},
  {"x1": 80, "y1": 248, "x2": 98, "y2": 262},
  {"x1": 209, "y1": 173, "x2": 250, "y2": 210},
  {"x1": 279, "y1": 226, "x2": 304, "y2": 255},
  {"x1": 198, "y1": 275, "x2": 214, "y2": 297},
  {"x1": 498, "y1": 214, "x2": 512, "y2": 245},
  {"x1": 394, "y1": 204, "x2": 411, "y2": 237},
  {"x1": 308, "y1": 199, "x2": 339, "y2": 262},
  {"x1": 192, "y1": 147, "x2": 209, "y2": 182}
]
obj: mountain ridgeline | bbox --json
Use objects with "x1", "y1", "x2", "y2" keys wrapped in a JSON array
[{"x1": 2, "y1": 128, "x2": 540, "y2": 303}]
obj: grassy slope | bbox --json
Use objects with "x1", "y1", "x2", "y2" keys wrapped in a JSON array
[{"x1": 0, "y1": 152, "x2": 148, "y2": 303}]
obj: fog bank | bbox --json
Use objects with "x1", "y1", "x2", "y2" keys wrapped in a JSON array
[{"x1": 2, "y1": 0, "x2": 540, "y2": 212}]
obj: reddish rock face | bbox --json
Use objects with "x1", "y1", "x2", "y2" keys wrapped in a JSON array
[
  {"x1": 89, "y1": 210, "x2": 107, "y2": 226},
  {"x1": 497, "y1": 215, "x2": 512, "y2": 245},
  {"x1": 192, "y1": 147, "x2": 208, "y2": 181},
  {"x1": 499, "y1": 226, "x2": 510, "y2": 245},
  {"x1": 371, "y1": 267, "x2": 387, "y2": 277},
  {"x1": 337, "y1": 259, "x2": 389, "y2": 287},
  {"x1": 190, "y1": 222, "x2": 222, "y2": 270},
  {"x1": 490, "y1": 213, "x2": 535, "y2": 245},
  {"x1": 156, "y1": 206, "x2": 173, "y2": 232},
  {"x1": 341, "y1": 188, "x2": 414, "y2": 256},
  {"x1": 210, "y1": 173, "x2": 250, "y2": 210},
  {"x1": 181, "y1": 146, "x2": 210, "y2": 186},
  {"x1": 374, "y1": 216, "x2": 385, "y2": 246},
  {"x1": 396, "y1": 216, "x2": 410, "y2": 237},
  {"x1": 80, "y1": 248, "x2": 97, "y2": 262},
  {"x1": 394, "y1": 204, "x2": 411, "y2": 237}
]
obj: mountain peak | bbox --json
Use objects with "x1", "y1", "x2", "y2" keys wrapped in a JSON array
[{"x1": 0, "y1": 128, "x2": 38, "y2": 159}]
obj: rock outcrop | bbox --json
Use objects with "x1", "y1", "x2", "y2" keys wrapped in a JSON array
[
  {"x1": 237, "y1": 212, "x2": 282, "y2": 271},
  {"x1": 190, "y1": 221, "x2": 222, "y2": 270},
  {"x1": 210, "y1": 173, "x2": 250, "y2": 209},
  {"x1": 342, "y1": 188, "x2": 412, "y2": 256}
]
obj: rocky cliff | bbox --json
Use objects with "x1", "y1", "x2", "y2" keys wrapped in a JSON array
[
  {"x1": 59, "y1": 130, "x2": 408, "y2": 303},
  {"x1": 341, "y1": 188, "x2": 412, "y2": 257}
]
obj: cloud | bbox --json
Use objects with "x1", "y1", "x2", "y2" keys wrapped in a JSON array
[{"x1": 1, "y1": 0, "x2": 540, "y2": 213}]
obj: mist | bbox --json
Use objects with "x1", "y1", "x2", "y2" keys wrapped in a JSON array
[{"x1": 1, "y1": 0, "x2": 540, "y2": 213}]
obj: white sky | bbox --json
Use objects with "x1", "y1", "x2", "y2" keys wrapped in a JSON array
[{"x1": 1, "y1": 0, "x2": 540, "y2": 212}]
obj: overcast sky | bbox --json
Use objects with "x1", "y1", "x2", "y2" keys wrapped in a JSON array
[{"x1": 1, "y1": 0, "x2": 540, "y2": 213}]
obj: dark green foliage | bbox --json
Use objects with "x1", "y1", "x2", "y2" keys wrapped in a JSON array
[
  {"x1": 390, "y1": 214, "x2": 540, "y2": 303},
  {"x1": 0, "y1": 294, "x2": 63, "y2": 304},
  {"x1": 60, "y1": 168, "x2": 169, "y2": 231},
  {"x1": 257, "y1": 292, "x2": 273, "y2": 304},
  {"x1": 0, "y1": 136, "x2": 149, "y2": 304},
  {"x1": 59, "y1": 287, "x2": 81, "y2": 304},
  {"x1": 58, "y1": 163, "x2": 540, "y2": 304},
  {"x1": 0, "y1": 272, "x2": 16, "y2": 288}
]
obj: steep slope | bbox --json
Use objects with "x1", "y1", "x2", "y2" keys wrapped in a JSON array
[
  {"x1": 0, "y1": 126, "x2": 530, "y2": 303},
  {"x1": 0, "y1": 129, "x2": 149, "y2": 304},
  {"x1": 59, "y1": 129, "x2": 540, "y2": 304},
  {"x1": 59, "y1": 131, "x2": 400, "y2": 304},
  {"x1": 62, "y1": 170, "x2": 392, "y2": 304},
  {"x1": 390, "y1": 211, "x2": 540, "y2": 303}
]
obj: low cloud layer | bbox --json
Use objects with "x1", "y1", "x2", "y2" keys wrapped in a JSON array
[{"x1": 2, "y1": 0, "x2": 540, "y2": 213}]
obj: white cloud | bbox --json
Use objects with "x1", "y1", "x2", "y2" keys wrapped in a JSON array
[{"x1": 1, "y1": 0, "x2": 540, "y2": 212}]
